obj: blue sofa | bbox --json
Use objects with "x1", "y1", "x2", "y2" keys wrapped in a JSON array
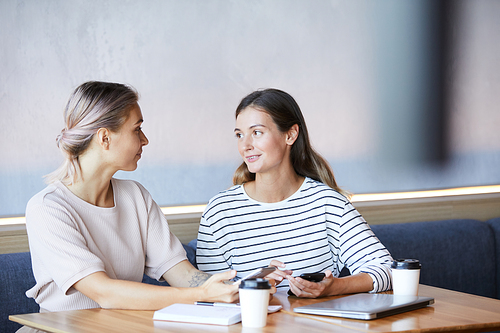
[{"x1": 2, "y1": 218, "x2": 499, "y2": 333}]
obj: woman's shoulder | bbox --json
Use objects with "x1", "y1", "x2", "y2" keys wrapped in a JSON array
[
  {"x1": 202, "y1": 184, "x2": 247, "y2": 216},
  {"x1": 207, "y1": 184, "x2": 244, "y2": 205},
  {"x1": 25, "y1": 182, "x2": 77, "y2": 221},
  {"x1": 302, "y1": 178, "x2": 349, "y2": 203},
  {"x1": 26, "y1": 183, "x2": 60, "y2": 209}
]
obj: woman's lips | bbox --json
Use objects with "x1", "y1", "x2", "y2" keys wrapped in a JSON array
[{"x1": 246, "y1": 155, "x2": 259, "y2": 162}]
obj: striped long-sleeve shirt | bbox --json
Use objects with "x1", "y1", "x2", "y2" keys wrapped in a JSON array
[{"x1": 196, "y1": 178, "x2": 393, "y2": 292}]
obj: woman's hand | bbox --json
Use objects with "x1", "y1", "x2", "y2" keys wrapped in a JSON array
[
  {"x1": 287, "y1": 271, "x2": 374, "y2": 298},
  {"x1": 165, "y1": 261, "x2": 239, "y2": 304},
  {"x1": 267, "y1": 260, "x2": 293, "y2": 286},
  {"x1": 199, "y1": 270, "x2": 240, "y2": 303},
  {"x1": 286, "y1": 270, "x2": 334, "y2": 298}
]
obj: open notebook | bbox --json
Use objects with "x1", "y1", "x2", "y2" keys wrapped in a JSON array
[{"x1": 293, "y1": 293, "x2": 434, "y2": 320}]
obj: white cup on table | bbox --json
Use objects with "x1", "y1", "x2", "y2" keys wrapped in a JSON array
[
  {"x1": 391, "y1": 259, "x2": 421, "y2": 296},
  {"x1": 239, "y1": 278, "x2": 271, "y2": 328}
]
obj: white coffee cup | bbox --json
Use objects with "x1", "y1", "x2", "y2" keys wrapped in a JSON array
[
  {"x1": 391, "y1": 259, "x2": 421, "y2": 296},
  {"x1": 239, "y1": 278, "x2": 271, "y2": 328}
]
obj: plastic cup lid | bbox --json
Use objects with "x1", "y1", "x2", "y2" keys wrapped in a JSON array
[
  {"x1": 391, "y1": 259, "x2": 421, "y2": 270},
  {"x1": 239, "y1": 278, "x2": 271, "y2": 290}
]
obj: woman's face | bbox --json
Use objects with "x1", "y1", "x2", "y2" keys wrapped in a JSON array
[
  {"x1": 108, "y1": 103, "x2": 149, "y2": 172},
  {"x1": 235, "y1": 107, "x2": 291, "y2": 175}
]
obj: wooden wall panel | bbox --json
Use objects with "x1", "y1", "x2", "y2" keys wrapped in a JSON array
[{"x1": 0, "y1": 224, "x2": 30, "y2": 254}]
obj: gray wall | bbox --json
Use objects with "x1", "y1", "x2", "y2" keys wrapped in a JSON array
[{"x1": 1, "y1": 0, "x2": 499, "y2": 216}]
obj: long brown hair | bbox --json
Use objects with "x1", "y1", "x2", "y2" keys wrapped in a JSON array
[{"x1": 232, "y1": 88, "x2": 349, "y2": 197}]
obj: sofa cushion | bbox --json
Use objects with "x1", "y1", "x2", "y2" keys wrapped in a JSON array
[
  {"x1": 0, "y1": 252, "x2": 38, "y2": 333},
  {"x1": 371, "y1": 219, "x2": 496, "y2": 298},
  {"x1": 187, "y1": 238, "x2": 198, "y2": 268},
  {"x1": 486, "y1": 217, "x2": 500, "y2": 299}
]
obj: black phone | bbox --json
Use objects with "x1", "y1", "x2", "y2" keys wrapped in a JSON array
[
  {"x1": 299, "y1": 272, "x2": 325, "y2": 282},
  {"x1": 287, "y1": 272, "x2": 326, "y2": 296}
]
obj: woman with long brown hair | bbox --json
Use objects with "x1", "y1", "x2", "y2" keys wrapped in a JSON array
[{"x1": 196, "y1": 88, "x2": 393, "y2": 298}]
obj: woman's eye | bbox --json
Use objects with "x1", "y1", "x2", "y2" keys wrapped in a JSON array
[
  {"x1": 253, "y1": 130, "x2": 262, "y2": 136},
  {"x1": 235, "y1": 133, "x2": 243, "y2": 139}
]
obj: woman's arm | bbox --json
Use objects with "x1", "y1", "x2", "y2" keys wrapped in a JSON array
[
  {"x1": 73, "y1": 261, "x2": 239, "y2": 310},
  {"x1": 287, "y1": 195, "x2": 392, "y2": 298},
  {"x1": 334, "y1": 202, "x2": 393, "y2": 293},
  {"x1": 163, "y1": 260, "x2": 213, "y2": 287}
]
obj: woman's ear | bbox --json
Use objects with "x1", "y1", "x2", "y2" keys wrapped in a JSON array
[
  {"x1": 286, "y1": 124, "x2": 299, "y2": 145},
  {"x1": 96, "y1": 128, "x2": 111, "y2": 149}
]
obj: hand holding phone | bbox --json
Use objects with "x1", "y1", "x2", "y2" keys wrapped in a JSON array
[
  {"x1": 287, "y1": 272, "x2": 326, "y2": 296},
  {"x1": 298, "y1": 272, "x2": 325, "y2": 282},
  {"x1": 232, "y1": 266, "x2": 276, "y2": 285}
]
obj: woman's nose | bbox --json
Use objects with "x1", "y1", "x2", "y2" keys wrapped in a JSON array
[
  {"x1": 141, "y1": 131, "x2": 149, "y2": 146},
  {"x1": 241, "y1": 136, "x2": 253, "y2": 150}
]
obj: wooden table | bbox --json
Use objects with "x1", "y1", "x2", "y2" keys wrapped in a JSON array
[{"x1": 10, "y1": 285, "x2": 500, "y2": 333}]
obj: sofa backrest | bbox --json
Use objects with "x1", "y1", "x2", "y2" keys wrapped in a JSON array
[
  {"x1": 0, "y1": 252, "x2": 38, "y2": 333},
  {"x1": 371, "y1": 219, "x2": 497, "y2": 299},
  {"x1": 486, "y1": 217, "x2": 500, "y2": 299}
]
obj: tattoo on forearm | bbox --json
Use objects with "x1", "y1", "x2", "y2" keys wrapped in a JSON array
[{"x1": 189, "y1": 271, "x2": 211, "y2": 287}]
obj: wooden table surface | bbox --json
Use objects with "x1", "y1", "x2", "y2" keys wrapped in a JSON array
[{"x1": 10, "y1": 285, "x2": 500, "y2": 333}]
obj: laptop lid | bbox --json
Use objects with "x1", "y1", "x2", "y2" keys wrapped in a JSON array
[{"x1": 293, "y1": 294, "x2": 434, "y2": 320}]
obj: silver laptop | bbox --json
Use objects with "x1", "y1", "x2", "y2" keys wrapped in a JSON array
[{"x1": 293, "y1": 293, "x2": 434, "y2": 320}]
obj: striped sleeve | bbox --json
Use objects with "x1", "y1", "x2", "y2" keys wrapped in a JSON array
[
  {"x1": 196, "y1": 208, "x2": 232, "y2": 274},
  {"x1": 336, "y1": 201, "x2": 393, "y2": 292}
]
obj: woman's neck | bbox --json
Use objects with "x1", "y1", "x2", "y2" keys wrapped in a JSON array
[
  {"x1": 67, "y1": 177, "x2": 114, "y2": 208},
  {"x1": 245, "y1": 170, "x2": 304, "y2": 203},
  {"x1": 66, "y1": 153, "x2": 116, "y2": 208}
]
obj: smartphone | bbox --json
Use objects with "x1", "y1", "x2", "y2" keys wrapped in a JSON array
[
  {"x1": 299, "y1": 272, "x2": 325, "y2": 282},
  {"x1": 232, "y1": 266, "x2": 276, "y2": 284},
  {"x1": 287, "y1": 272, "x2": 326, "y2": 296}
]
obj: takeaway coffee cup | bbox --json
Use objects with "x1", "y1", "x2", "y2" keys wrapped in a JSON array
[
  {"x1": 239, "y1": 278, "x2": 271, "y2": 328},
  {"x1": 391, "y1": 259, "x2": 421, "y2": 296}
]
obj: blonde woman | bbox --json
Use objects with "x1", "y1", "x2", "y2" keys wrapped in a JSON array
[
  {"x1": 196, "y1": 88, "x2": 393, "y2": 298},
  {"x1": 23, "y1": 82, "x2": 238, "y2": 321}
]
